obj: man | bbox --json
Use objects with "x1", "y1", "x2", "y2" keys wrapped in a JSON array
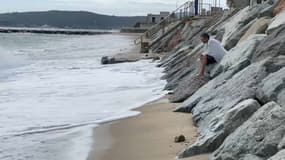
[{"x1": 197, "y1": 33, "x2": 227, "y2": 77}]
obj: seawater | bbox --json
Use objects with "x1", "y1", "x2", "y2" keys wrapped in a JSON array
[{"x1": 0, "y1": 33, "x2": 166, "y2": 160}]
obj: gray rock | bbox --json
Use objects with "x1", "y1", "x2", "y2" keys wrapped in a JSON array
[
  {"x1": 211, "y1": 34, "x2": 266, "y2": 77},
  {"x1": 101, "y1": 56, "x2": 109, "y2": 64},
  {"x1": 211, "y1": 58, "x2": 251, "y2": 78},
  {"x1": 219, "y1": 5, "x2": 268, "y2": 50},
  {"x1": 169, "y1": 76, "x2": 210, "y2": 103},
  {"x1": 253, "y1": 25, "x2": 285, "y2": 62},
  {"x1": 238, "y1": 18, "x2": 270, "y2": 43},
  {"x1": 224, "y1": 18, "x2": 257, "y2": 50},
  {"x1": 268, "y1": 150, "x2": 285, "y2": 160},
  {"x1": 151, "y1": 18, "x2": 211, "y2": 53},
  {"x1": 160, "y1": 51, "x2": 187, "y2": 69},
  {"x1": 162, "y1": 44, "x2": 198, "y2": 74},
  {"x1": 243, "y1": 154, "x2": 264, "y2": 160},
  {"x1": 163, "y1": 52, "x2": 193, "y2": 77},
  {"x1": 278, "y1": 137, "x2": 285, "y2": 150},
  {"x1": 164, "y1": 67, "x2": 194, "y2": 91},
  {"x1": 163, "y1": 44, "x2": 204, "y2": 91},
  {"x1": 208, "y1": 9, "x2": 239, "y2": 35},
  {"x1": 183, "y1": 18, "x2": 211, "y2": 44},
  {"x1": 151, "y1": 21, "x2": 185, "y2": 53},
  {"x1": 258, "y1": 1, "x2": 279, "y2": 18},
  {"x1": 267, "y1": 9, "x2": 285, "y2": 34},
  {"x1": 176, "y1": 58, "x2": 283, "y2": 158},
  {"x1": 211, "y1": 102, "x2": 285, "y2": 160},
  {"x1": 162, "y1": 53, "x2": 189, "y2": 78},
  {"x1": 175, "y1": 135, "x2": 186, "y2": 143},
  {"x1": 224, "y1": 99, "x2": 261, "y2": 135},
  {"x1": 257, "y1": 63, "x2": 285, "y2": 106}
]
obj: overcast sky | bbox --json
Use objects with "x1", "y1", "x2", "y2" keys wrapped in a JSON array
[{"x1": 0, "y1": 0, "x2": 227, "y2": 16}]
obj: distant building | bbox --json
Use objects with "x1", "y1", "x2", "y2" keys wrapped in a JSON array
[
  {"x1": 146, "y1": 12, "x2": 170, "y2": 24},
  {"x1": 133, "y1": 11, "x2": 170, "y2": 29}
]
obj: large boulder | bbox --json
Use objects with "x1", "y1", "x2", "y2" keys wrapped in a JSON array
[
  {"x1": 223, "y1": 99, "x2": 261, "y2": 135},
  {"x1": 169, "y1": 76, "x2": 210, "y2": 103},
  {"x1": 257, "y1": 63, "x2": 285, "y2": 106},
  {"x1": 160, "y1": 51, "x2": 188, "y2": 68},
  {"x1": 163, "y1": 44, "x2": 204, "y2": 91},
  {"x1": 175, "y1": 59, "x2": 278, "y2": 158},
  {"x1": 267, "y1": 9, "x2": 285, "y2": 34},
  {"x1": 210, "y1": 102, "x2": 285, "y2": 160},
  {"x1": 268, "y1": 150, "x2": 285, "y2": 160},
  {"x1": 212, "y1": 34, "x2": 266, "y2": 77},
  {"x1": 218, "y1": 4, "x2": 269, "y2": 50},
  {"x1": 183, "y1": 18, "x2": 211, "y2": 45},
  {"x1": 162, "y1": 51, "x2": 189, "y2": 74},
  {"x1": 258, "y1": 0, "x2": 281, "y2": 18},
  {"x1": 224, "y1": 18, "x2": 257, "y2": 50},
  {"x1": 243, "y1": 154, "x2": 264, "y2": 160},
  {"x1": 278, "y1": 136, "x2": 285, "y2": 150},
  {"x1": 253, "y1": 24, "x2": 285, "y2": 62},
  {"x1": 238, "y1": 17, "x2": 270, "y2": 43},
  {"x1": 164, "y1": 67, "x2": 194, "y2": 91}
]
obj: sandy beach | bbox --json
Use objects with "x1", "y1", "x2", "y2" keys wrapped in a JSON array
[{"x1": 87, "y1": 97, "x2": 208, "y2": 160}]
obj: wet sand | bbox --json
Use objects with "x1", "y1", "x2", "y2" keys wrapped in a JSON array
[{"x1": 87, "y1": 97, "x2": 209, "y2": 160}]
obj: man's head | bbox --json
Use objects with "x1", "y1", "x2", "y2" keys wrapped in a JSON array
[{"x1": 200, "y1": 33, "x2": 210, "y2": 44}]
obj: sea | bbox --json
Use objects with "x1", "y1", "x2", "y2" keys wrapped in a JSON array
[{"x1": 0, "y1": 32, "x2": 166, "y2": 160}]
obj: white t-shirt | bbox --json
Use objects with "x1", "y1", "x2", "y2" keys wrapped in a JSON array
[{"x1": 203, "y1": 38, "x2": 227, "y2": 62}]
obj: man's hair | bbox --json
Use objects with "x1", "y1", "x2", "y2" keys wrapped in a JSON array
[{"x1": 200, "y1": 33, "x2": 210, "y2": 39}]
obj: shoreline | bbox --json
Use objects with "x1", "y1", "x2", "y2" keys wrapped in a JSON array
[
  {"x1": 87, "y1": 97, "x2": 209, "y2": 160},
  {"x1": 0, "y1": 28, "x2": 144, "y2": 36}
]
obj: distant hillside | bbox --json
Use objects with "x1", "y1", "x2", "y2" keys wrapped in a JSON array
[{"x1": 0, "y1": 10, "x2": 146, "y2": 29}]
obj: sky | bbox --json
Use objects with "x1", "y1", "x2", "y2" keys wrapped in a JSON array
[{"x1": 0, "y1": 0, "x2": 227, "y2": 16}]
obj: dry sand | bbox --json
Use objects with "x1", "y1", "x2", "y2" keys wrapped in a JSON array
[{"x1": 87, "y1": 97, "x2": 209, "y2": 160}]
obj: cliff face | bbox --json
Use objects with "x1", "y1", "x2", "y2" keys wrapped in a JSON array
[{"x1": 152, "y1": 1, "x2": 285, "y2": 159}]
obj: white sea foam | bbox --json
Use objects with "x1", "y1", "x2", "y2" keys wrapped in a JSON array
[{"x1": 0, "y1": 49, "x2": 28, "y2": 70}]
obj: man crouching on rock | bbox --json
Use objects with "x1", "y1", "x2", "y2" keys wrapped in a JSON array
[{"x1": 197, "y1": 33, "x2": 227, "y2": 77}]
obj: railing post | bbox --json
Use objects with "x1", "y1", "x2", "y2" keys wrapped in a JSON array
[{"x1": 194, "y1": 0, "x2": 199, "y2": 15}]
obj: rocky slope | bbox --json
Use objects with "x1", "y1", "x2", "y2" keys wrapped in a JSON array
[{"x1": 151, "y1": 1, "x2": 285, "y2": 159}]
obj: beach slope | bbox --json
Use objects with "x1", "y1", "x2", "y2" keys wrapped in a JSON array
[{"x1": 88, "y1": 97, "x2": 208, "y2": 160}]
